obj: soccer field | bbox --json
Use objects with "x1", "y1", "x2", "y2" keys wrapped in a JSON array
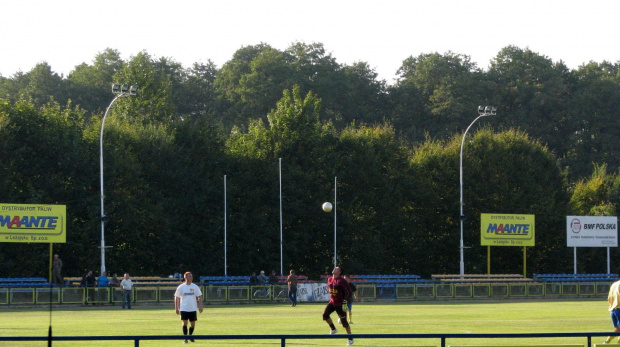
[{"x1": 0, "y1": 299, "x2": 613, "y2": 346}]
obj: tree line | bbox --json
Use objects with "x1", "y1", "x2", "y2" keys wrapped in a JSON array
[{"x1": 0, "y1": 42, "x2": 619, "y2": 280}]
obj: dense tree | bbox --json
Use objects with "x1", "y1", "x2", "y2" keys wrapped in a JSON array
[
  {"x1": 0, "y1": 99, "x2": 94, "y2": 276},
  {"x1": 391, "y1": 51, "x2": 490, "y2": 143},
  {"x1": 1, "y1": 43, "x2": 620, "y2": 278},
  {"x1": 66, "y1": 48, "x2": 125, "y2": 119},
  {"x1": 410, "y1": 128, "x2": 569, "y2": 276},
  {"x1": 569, "y1": 163, "x2": 620, "y2": 217},
  {"x1": 488, "y1": 46, "x2": 572, "y2": 157},
  {"x1": 0, "y1": 63, "x2": 68, "y2": 107},
  {"x1": 564, "y1": 61, "x2": 620, "y2": 179}
]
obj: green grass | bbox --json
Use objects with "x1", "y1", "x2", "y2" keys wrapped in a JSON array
[{"x1": 0, "y1": 299, "x2": 614, "y2": 346}]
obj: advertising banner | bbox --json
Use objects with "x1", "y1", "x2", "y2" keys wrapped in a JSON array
[
  {"x1": 297, "y1": 283, "x2": 330, "y2": 302},
  {"x1": 0, "y1": 203, "x2": 66, "y2": 243},
  {"x1": 480, "y1": 213, "x2": 535, "y2": 246},
  {"x1": 566, "y1": 216, "x2": 617, "y2": 247}
]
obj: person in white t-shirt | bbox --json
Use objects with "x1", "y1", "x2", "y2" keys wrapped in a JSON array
[{"x1": 174, "y1": 272, "x2": 203, "y2": 344}]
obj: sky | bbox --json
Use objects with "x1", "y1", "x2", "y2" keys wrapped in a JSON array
[{"x1": 1, "y1": 0, "x2": 619, "y2": 84}]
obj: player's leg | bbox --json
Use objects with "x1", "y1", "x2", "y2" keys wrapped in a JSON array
[
  {"x1": 188, "y1": 312, "x2": 198, "y2": 342},
  {"x1": 323, "y1": 303, "x2": 338, "y2": 333},
  {"x1": 335, "y1": 306, "x2": 353, "y2": 344},
  {"x1": 348, "y1": 301, "x2": 353, "y2": 323},
  {"x1": 181, "y1": 319, "x2": 189, "y2": 343},
  {"x1": 180, "y1": 311, "x2": 191, "y2": 343},
  {"x1": 606, "y1": 309, "x2": 620, "y2": 343}
]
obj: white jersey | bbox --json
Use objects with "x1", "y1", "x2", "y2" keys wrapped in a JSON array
[{"x1": 174, "y1": 283, "x2": 202, "y2": 312}]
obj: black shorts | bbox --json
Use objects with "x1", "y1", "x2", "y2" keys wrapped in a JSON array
[
  {"x1": 323, "y1": 302, "x2": 346, "y2": 319},
  {"x1": 180, "y1": 311, "x2": 198, "y2": 322}
]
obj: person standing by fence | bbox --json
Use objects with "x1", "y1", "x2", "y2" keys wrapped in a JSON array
[
  {"x1": 52, "y1": 254, "x2": 63, "y2": 285},
  {"x1": 174, "y1": 272, "x2": 203, "y2": 344},
  {"x1": 287, "y1": 269, "x2": 298, "y2": 307},
  {"x1": 120, "y1": 273, "x2": 133, "y2": 309}
]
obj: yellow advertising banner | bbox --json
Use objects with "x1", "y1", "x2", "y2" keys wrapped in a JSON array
[
  {"x1": 480, "y1": 213, "x2": 535, "y2": 246},
  {"x1": 0, "y1": 204, "x2": 66, "y2": 243}
]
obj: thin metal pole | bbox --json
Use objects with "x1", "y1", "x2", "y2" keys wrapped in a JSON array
[
  {"x1": 279, "y1": 158, "x2": 283, "y2": 275},
  {"x1": 224, "y1": 175, "x2": 227, "y2": 276},
  {"x1": 574, "y1": 247, "x2": 577, "y2": 274},
  {"x1": 608, "y1": 247, "x2": 611, "y2": 274},
  {"x1": 334, "y1": 176, "x2": 337, "y2": 269}
]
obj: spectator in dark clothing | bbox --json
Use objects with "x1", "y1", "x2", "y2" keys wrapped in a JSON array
[
  {"x1": 84, "y1": 270, "x2": 96, "y2": 304},
  {"x1": 269, "y1": 270, "x2": 279, "y2": 285},
  {"x1": 249, "y1": 272, "x2": 259, "y2": 284}
]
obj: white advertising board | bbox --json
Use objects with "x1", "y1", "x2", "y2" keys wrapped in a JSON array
[
  {"x1": 566, "y1": 216, "x2": 618, "y2": 247},
  {"x1": 297, "y1": 282, "x2": 330, "y2": 302}
]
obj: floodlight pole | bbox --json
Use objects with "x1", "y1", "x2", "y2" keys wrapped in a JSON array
[
  {"x1": 100, "y1": 84, "x2": 137, "y2": 275},
  {"x1": 459, "y1": 106, "x2": 496, "y2": 276}
]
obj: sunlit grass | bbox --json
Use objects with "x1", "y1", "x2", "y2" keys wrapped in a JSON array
[{"x1": 0, "y1": 299, "x2": 613, "y2": 346}]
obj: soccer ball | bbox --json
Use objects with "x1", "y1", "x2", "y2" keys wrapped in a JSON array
[{"x1": 322, "y1": 202, "x2": 333, "y2": 212}]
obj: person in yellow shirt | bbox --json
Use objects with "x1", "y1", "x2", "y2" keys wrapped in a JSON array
[{"x1": 605, "y1": 280, "x2": 620, "y2": 344}]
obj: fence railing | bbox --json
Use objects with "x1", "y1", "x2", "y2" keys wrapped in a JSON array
[
  {"x1": 0, "y1": 332, "x2": 617, "y2": 347},
  {"x1": 0, "y1": 281, "x2": 613, "y2": 306}
]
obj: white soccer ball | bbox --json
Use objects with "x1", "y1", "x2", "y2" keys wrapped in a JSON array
[{"x1": 322, "y1": 202, "x2": 333, "y2": 212}]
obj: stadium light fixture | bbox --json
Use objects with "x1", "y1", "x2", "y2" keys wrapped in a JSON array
[
  {"x1": 459, "y1": 106, "x2": 496, "y2": 276},
  {"x1": 100, "y1": 84, "x2": 138, "y2": 275}
]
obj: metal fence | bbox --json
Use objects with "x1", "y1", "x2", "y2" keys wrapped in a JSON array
[
  {"x1": 0, "y1": 281, "x2": 612, "y2": 306},
  {"x1": 0, "y1": 332, "x2": 617, "y2": 347}
]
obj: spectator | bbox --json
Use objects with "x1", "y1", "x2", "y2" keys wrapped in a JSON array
[
  {"x1": 268, "y1": 270, "x2": 279, "y2": 285},
  {"x1": 287, "y1": 269, "x2": 298, "y2": 307},
  {"x1": 97, "y1": 271, "x2": 110, "y2": 304},
  {"x1": 110, "y1": 273, "x2": 120, "y2": 286},
  {"x1": 249, "y1": 272, "x2": 258, "y2": 284},
  {"x1": 84, "y1": 270, "x2": 96, "y2": 304},
  {"x1": 52, "y1": 254, "x2": 63, "y2": 285},
  {"x1": 258, "y1": 270, "x2": 268, "y2": 284},
  {"x1": 97, "y1": 271, "x2": 110, "y2": 287},
  {"x1": 120, "y1": 273, "x2": 133, "y2": 309}
]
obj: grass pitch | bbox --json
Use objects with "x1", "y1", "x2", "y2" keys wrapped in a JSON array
[{"x1": 0, "y1": 299, "x2": 613, "y2": 346}]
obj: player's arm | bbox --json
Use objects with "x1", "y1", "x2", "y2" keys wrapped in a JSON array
[
  {"x1": 198, "y1": 295, "x2": 203, "y2": 313},
  {"x1": 175, "y1": 296, "x2": 180, "y2": 314}
]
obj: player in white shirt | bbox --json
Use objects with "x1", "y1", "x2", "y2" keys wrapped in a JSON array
[{"x1": 174, "y1": 272, "x2": 203, "y2": 343}]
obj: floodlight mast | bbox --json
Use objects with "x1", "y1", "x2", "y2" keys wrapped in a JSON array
[
  {"x1": 100, "y1": 84, "x2": 138, "y2": 275},
  {"x1": 459, "y1": 106, "x2": 496, "y2": 276}
]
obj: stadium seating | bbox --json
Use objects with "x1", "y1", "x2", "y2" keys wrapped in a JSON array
[
  {"x1": 200, "y1": 275, "x2": 310, "y2": 286},
  {"x1": 533, "y1": 273, "x2": 619, "y2": 282},
  {"x1": 431, "y1": 274, "x2": 532, "y2": 283},
  {"x1": 0, "y1": 277, "x2": 52, "y2": 287},
  {"x1": 320, "y1": 274, "x2": 430, "y2": 284}
]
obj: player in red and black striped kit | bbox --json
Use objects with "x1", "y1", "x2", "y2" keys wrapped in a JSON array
[{"x1": 322, "y1": 266, "x2": 354, "y2": 346}]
